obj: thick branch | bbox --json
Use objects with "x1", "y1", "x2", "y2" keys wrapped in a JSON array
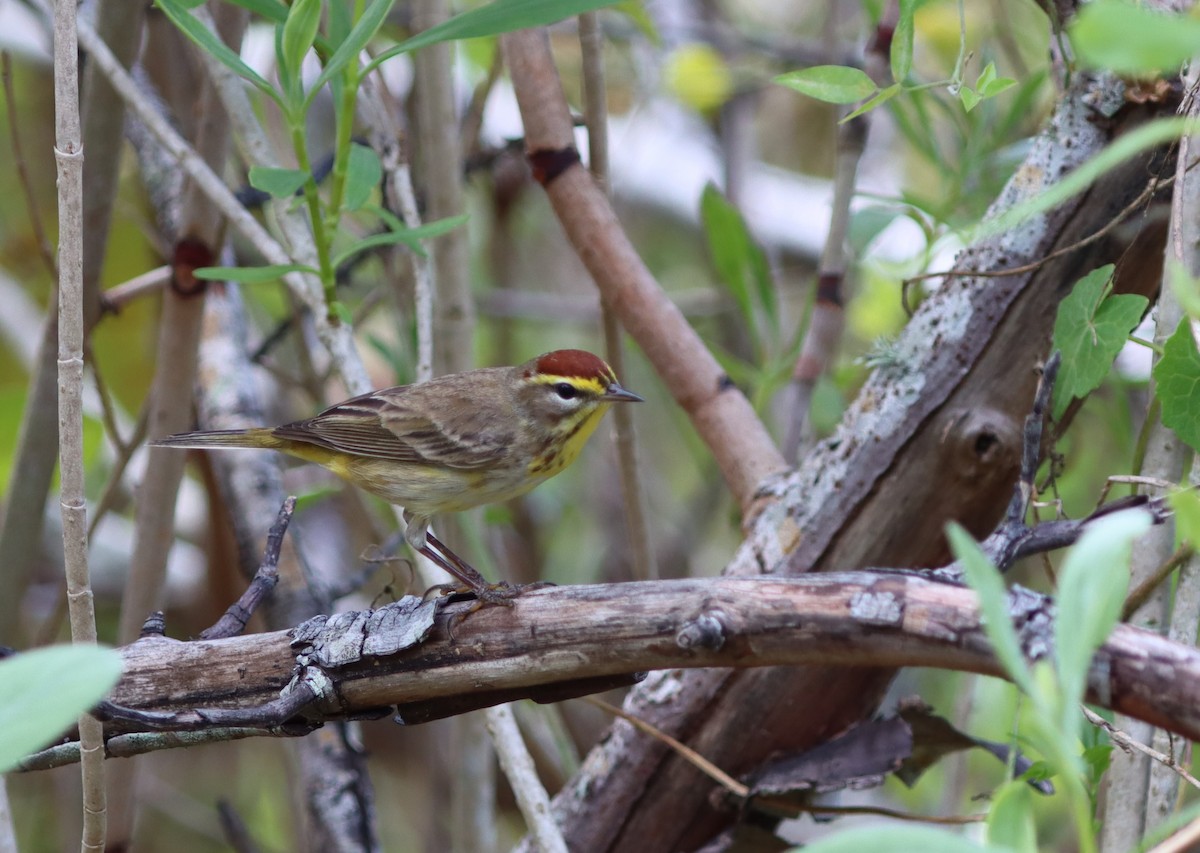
[{"x1": 21, "y1": 575, "x2": 1200, "y2": 769}]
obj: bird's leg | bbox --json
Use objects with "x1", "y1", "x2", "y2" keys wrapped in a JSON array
[{"x1": 420, "y1": 531, "x2": 519, "y2": 608}]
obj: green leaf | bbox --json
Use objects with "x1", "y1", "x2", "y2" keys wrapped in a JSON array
[
  {"x1": 156, "y1": 0, "x2": 280, "y2": 104},
  {"x1": 331, "y1": 214, "x2": 470, "y2": 267},
  {"x1": 248, "y1": 166, "x2": 310, "y2": 199},
  {"x1": 0, "y1": 645, "x2": 124, "y2": 773},
  {"x1": 388, "y1": 0, "x2": 620, "y2": 57},
  {"x1": 222, "y1": 0, "x2": 288, "y2": 24},
  {"x1": 947, "y1": 523, "x2": 1035, "y2": 695},
  {"x1": 613, "y1": 0, "x2": 658, "y2": 44},
  {"x1": 280, "y1": 0, "x2": 323, "y2": 95},
  {"x1": 699, "y1": 184, "x2": 776, "y2": 336},
  {"x1": 977, "y1": 117, "x2": 1191, "y2": 240},
  {"x1": 847, "y1": 205, "x2": 901, "y2": 254},
  {"x1": 775, "y1": 65, "x2": 878, "y2": 104},
  {"x1": 344, "y1": 143, "x2": 382, "y2": 212},
  {"x1": 1051, "y1": 264, "x2": 1149, "y2": 419},
  {"x1": 842, "y1": 83, "x2": 901, "y2": 122},
  {"x1": 891, "y1": 0, "x2": 917, "y2": 84},
  {"x1": 800, "y1": 825, "x2": 999, "y2": 853},
  {"x1": 1169, "y1": 489, "x2": 1200, "y2": 552},
  {"x1": 1070, "y1": 0, "x2": 1200, "y2": 76},
  {"x1": 1055, "y1": 509, "x2": 1150, "y2": 730},
  {"x1": 1153, "y1": 320, "x2": 1200, "y2": 452},
  {"x1": 959, "y1": 86, "x2": 981, "y2": 113},
  {"x1": 308, "y1": 0, "x2": 396, "y2": 103},
  {"x1": 986, "y1": 779, "x2": 1037, "y2": 853},
  {"x1": 194, "y1": 263, "x2": 318, "y2": 283},
  {"x1": 1167, "y1": 260, "x2": 1200, "y2": 320}
]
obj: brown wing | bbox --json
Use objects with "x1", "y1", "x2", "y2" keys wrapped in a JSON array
[{"x1": 271, "y1": 375, "x2": 518, "y2": 471}]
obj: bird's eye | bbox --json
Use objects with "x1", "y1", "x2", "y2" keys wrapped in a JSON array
[{"x1": 553, "y1": 382, "x2": 579, "y2": 400}]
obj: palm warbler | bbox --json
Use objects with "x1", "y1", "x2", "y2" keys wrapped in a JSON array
[{"x1": 153, "y1": 349, "x2": 642, "y2": 602}]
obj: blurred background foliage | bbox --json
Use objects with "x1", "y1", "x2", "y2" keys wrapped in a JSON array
[{"x1": 0, "y1": 0, "x2": 1176, "y2": 849}]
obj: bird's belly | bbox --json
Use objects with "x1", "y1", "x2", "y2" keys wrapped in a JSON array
[{"x1": 339, "y1": 458, "x2": 544, "y2": 514}]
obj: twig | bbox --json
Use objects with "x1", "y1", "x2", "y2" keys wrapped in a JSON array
[
  {"x1": 580, "y1": 10, "x2": 655, "y2": 581},
  {"x1": 762, "y1": 800, "x2": 987, "y2": 825},
  {"x1": 1, "y1": 51, "x2": 56, "y2": 278},
  {"x1": 100, "y1": 266, "x2": 172, "y2": 313},
  {"x1": 1123, "y1": 544, "x2": 1195, "y2": 620},
  {"x1": 484, "y1": 705, "x2": 567, "y2": 853},
  {"x1": 200, "y1": 497, "x2": 295, "y2": 640},
  {"x1": 782, "y1": 2, "x2": 897, "y2": 461},
  {"x1": 216, "y1": 800, "x2": 261, "y2": 853},
  {"x1": 53, "y1": 0, "x2": 106, "y2": 842},
  {"x1": 583, "y1": 696, "x2": 749, "y2": 798},
  {"x1": 1084, "y1": 707, "x2": 1200, "y2": 791},
  {"x1": 1149, "y1": 814, "x2": 1200, "y2": 853}
]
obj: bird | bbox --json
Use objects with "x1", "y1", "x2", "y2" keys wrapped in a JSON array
[{"x1": 153, "y1": 349, "x2": 643, "y2": 604}]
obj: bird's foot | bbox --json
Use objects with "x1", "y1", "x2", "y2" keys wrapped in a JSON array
[{"x1": 422, "y1": 580, "x2": 555, "y2": 638}]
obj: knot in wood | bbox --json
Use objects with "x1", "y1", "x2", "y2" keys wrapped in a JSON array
[
  {"x1": 676, "y1": 612, "x2": 727, "y2": 651},
  {"x1": 940, "y1": 406, "x2": 1021, "y2": 487}
]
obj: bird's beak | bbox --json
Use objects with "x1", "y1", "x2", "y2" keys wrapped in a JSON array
[{"x1": 601, "y1": 381, "x2": 644, "y2": 403}]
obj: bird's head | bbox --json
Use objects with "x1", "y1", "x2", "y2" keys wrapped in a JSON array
[{"x1": 517, "y1": 349, "x2": 642, "y2": 440}]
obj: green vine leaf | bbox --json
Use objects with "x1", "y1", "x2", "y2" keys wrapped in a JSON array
[
  {"x1": 1153, "y1": 320, "x2": 1200, "y2": 452},
  {"x1": 1051, "y1": 264, "x2": 1148, "y2": 418}
]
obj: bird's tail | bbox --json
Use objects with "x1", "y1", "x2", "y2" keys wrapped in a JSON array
[{"x1": 150, "y1": 427, "x2": 281, "y2": 450}]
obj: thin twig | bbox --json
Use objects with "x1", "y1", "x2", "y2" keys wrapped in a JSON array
[
  {"x1": 1, "y1": 51, "x2": 56, "y2": 278},
  {"x1": 100, "y1": 266, "x2": 172, "y2": 313},
  {"x1": 1123, "y1": 544, "x2": 1195, "y2": 620},
  {"x1": 1084, "y1": 707, "x2": 1200, "y2": 791},
  {"x1": 53, "y1": 0, "x2": 106, "y2": 841},
  {"x1": 200, "y1": 497, "x2": 295, "y2": 640},
  {"x1": 580, "y1": 10, "x2": 655, "y2": 581},
  {"x1": 484, "y1": 705, "x2": 567, "y2": 853},
  {"x1": 761, "y1": 800, "x2": 987, "y2": 825},
  {"x1": 583, "y1": 696, "x2": 750, "y2": 798}
]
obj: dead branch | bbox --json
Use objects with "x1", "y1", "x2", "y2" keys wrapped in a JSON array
[{"x1": 19, "y1": 571, "x2": 1200, "y2": 771}]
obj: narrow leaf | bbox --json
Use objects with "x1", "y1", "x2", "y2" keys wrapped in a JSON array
[
  {"x1": 308, "y1": 0, "x2": 396, "y2": 102},
  {"x1": 1054, "y1": 509, "x2": 1150, "y2": 731},
  {"x1": 776, "y1": 65, "x2": 878, "y2": 104},
  {"x1": 248, "y1": 166, "x2": 310, "y2": 199},
  {"x1": 699, "y1": 184, "x2": 776, "y2": 334},
  {"x1": 801, "y1": 825, "x2": 1002, "y2": 853},
  {"x1": 331, "y1": 214, "x2": 470, "y2": 267},
  {"x1": 1071, "y1": 0, "x2": 1200, "y2": 76},
  {"x1": 977, "y1": 117, "x2": 1191, "y2": 240},
  {"x1": 986, "y1": 780, "x2": 1037, "y2": 853},
  {"x1": 842, "y1": 83, "x2": 901, "y2": 122},
  {"x1": 1051, "y1": 265, "x2": 1149, "y2": 418},
  {"x1": 194, "y1": 263, "x2": 318, "y2": 283},
  {"x1": 222, "y1": 0, "x2": 288, "y2": 24},
  {"x1": 344, "y1": 143, "x2": 382, "y2": 212},
  {"x1": 891, "y1": 0, "x2": 917, "y2": 83},
  {"x1": 0, "y1": 646, "x2": 124, "y2": 773},
  {"x1": 280, "y1": 0, "x2": 323, "y2": 92},
  {"x1": 156, "y1": 0, "x2": 279, "y2": 103},
  {"x1": 388, "y1": 0, "x2": 620, "y2": 58},
  {"x1": 947, "y1": 523, "x2": 1035, "y2": 695},
  {"x1": 1153, "y1": 320, "x2": 1200, "y2": 452}
]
